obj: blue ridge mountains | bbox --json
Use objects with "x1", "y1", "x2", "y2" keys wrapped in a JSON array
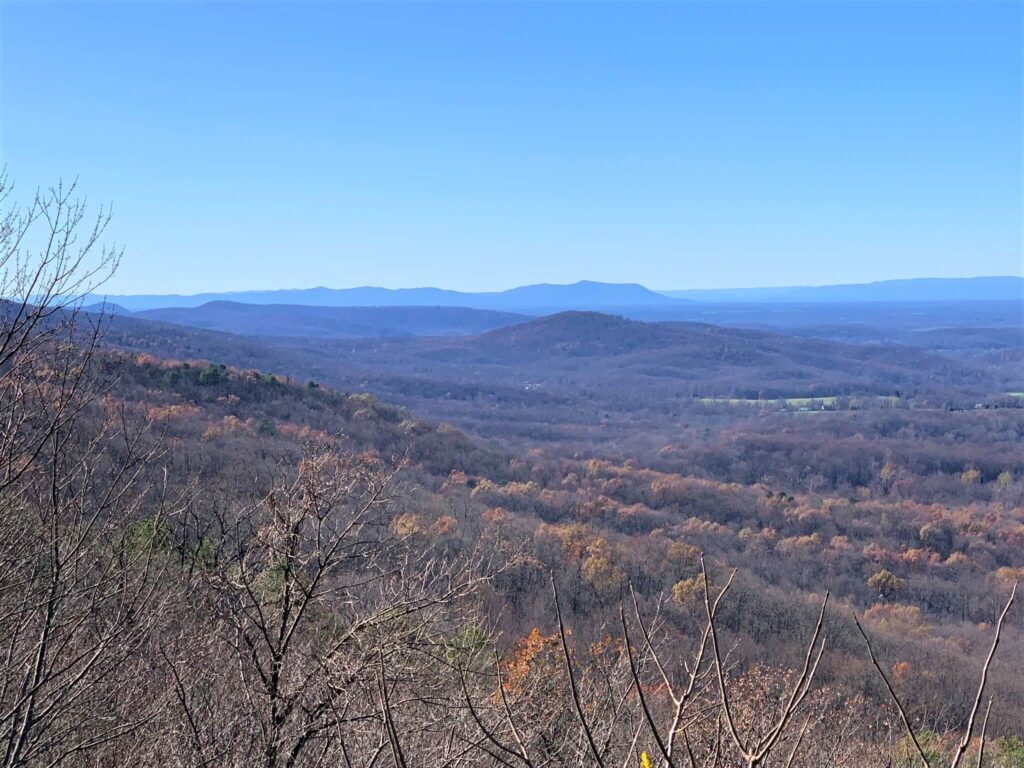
[
  {"x1": 81, "y1": 276, "x2": 1021, "y2": 342},
  {"x1": 91, "y1": 276, "x2": 1021, "y2": 314},
  {"x1": 91, "y1": 280, "x2": 679, "y2": 313}
]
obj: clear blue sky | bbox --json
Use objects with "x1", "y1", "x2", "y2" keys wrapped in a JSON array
[{"x1": 1, "y1": 1, "x2": 1020, "y2": 294}]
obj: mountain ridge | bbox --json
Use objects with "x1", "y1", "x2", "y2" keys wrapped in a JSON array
[
  {"x1": 90, "y1": 280, "x2": 684, "y2": 313},
  {"x1": 89, "y1": 275, "x2": 1021, "y2": 312}
]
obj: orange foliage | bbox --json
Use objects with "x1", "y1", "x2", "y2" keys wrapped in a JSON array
[
  {"x1": 390, "y1": 514, "x2": 422, "y2": 538},
  {"x1": 202, "y1": 415, "x2": 255, "y2": 440},
  {"x1": 900, "y1": 548, "x2": 941, "y2": 567},
  {"x1": 441, "y1": 469, "x2": 469, "y2": 492},
  {"x1": 430, "y1": 515, "x2": 457, "y2": 536},
  {"x1": 482, "y1": 507, "x2": 507, "y2": 524},
  {"x1": 778, "y1": 532, "x2": 821, "y2": 554},
  {"x1": 891, "y1": 661, "x2": 913, "y2": 682},
  {"x1": 146, "y1": 403, "x2": 201, "y2": 423},
  {"x1": 503, "y1": 628, "x2": 560, "y2": 695},
  {"x1": 863, "y1": 603, "x2": 929, "y2": 638},
  {"x1": 276, "y1": 423, "x2": 332, "y2": 444}
]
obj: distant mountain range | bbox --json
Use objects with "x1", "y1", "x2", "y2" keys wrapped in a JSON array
[
  {"x1": 89, "y1": 280, "x2": 682, "y2": 313},
  {"x1": 662, "y1": 276, "x2": 1023, "y2": 303},
  {"x1": 83, "y1": 276, "x2": 1022, "y2": 344},
  {"x1": 89, "y1": 276, "x2": 1021, "y2": 314}
]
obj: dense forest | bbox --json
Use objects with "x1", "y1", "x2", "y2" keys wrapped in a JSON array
[{"x1": 1, "y1": 180, "x2": 1022, "y2": 767}]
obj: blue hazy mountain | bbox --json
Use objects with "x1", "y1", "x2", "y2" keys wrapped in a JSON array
[
  {"x1": 90, "y1": 280, "x2": 682, "y2": 313},
  {"x1": 662, "y1": 276, "x2": 1023, "y2": 303},
  {"x1": 89, "y1": 276, "x2": 1021, "y2": 314}
]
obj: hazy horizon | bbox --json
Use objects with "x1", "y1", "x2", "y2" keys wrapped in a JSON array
[
  {"x1": 82, "y1": 275, "x2": 1022, "y2": 299},
  {"x1": 85, "y1": 274, "x2": 1020, "y2": 300},
  {"x1": 84, "y1": 274, "x2": 1022, "y2": 313}
]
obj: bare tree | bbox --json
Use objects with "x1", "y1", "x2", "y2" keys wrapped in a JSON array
[
  {"x1": 855, "y1": 581, "x2": 1018, "y2": 768},
  {"x1": 167, "y1": 449, "x2": 495, "y2": 768},
  {"x1": 0, "y1": 174, "x2": 185, "y2": 767},
  {"x1": 0, "y1": 171, "x2": 120, "y2": 495},
  {"x1": 0, "y1": 410, "x2": 180, "y2": 768}
]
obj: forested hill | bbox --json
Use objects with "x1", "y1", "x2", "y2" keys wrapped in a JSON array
[
  {"x1": 102, "y1": 308, "x2": 1023, "y2": 463},
  {"x1": 97, "y1": 349, "x2": 1024, "y2": 735},
  {"x1": 109, "y1": 309, "x2": 1014, "y2": 397}
]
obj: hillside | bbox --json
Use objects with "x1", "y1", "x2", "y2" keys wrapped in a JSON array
[
  {"x1": 91, "y1": 350, "x2": 1024, "y2": 736},
  {"x1": 136, "y1": 301, "x2": 529, "y2": 338}
]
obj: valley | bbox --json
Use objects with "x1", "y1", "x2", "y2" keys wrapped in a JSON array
[{"x1": 92, "y1": 302, "x2": 1024, "y2": 738}]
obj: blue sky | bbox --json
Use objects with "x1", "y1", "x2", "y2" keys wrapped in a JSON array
[{"x1": 1, "y1": 1, "x2": 1020, "y2": 294}]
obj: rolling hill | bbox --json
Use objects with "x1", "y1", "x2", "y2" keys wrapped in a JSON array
[
  {"x1": 104, "y1": 310, "x2": 1017, "y2": 454},
  {"x1": 333, "y1": 311, "x2": 998, "y2": 394}
]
